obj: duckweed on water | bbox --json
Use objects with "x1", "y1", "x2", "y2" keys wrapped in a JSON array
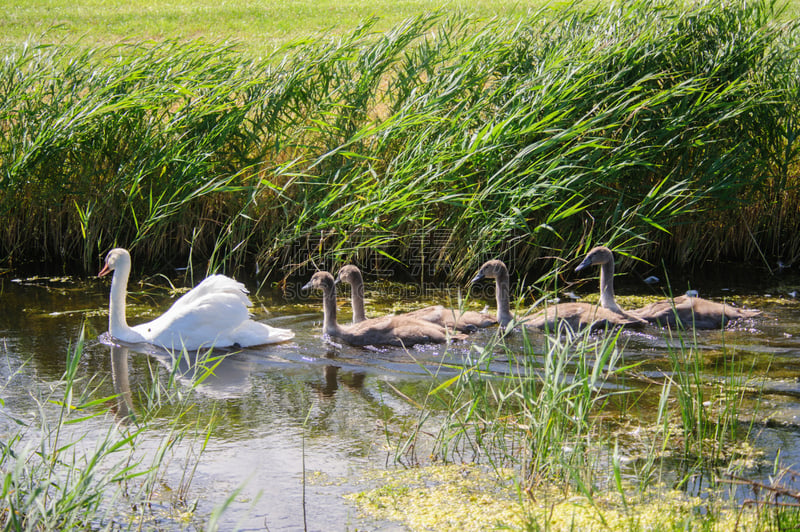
[{"x1": 346, "y1": 464, "x2": 761, "y2": 531}]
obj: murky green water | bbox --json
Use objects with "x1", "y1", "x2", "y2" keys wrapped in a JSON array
[{"x1": 1, "y1": 268, "x2": 799, "y2": 529}]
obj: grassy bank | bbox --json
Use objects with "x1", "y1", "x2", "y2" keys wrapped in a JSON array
[{"x1": 0, "y1": 1, "x2": 798, "y2": 283}]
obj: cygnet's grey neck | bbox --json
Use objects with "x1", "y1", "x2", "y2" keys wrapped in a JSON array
[
  {"x1": 495, "y1": 268, "x2": 513, "y2": 326},
  {"x1": 350, "y1": 277, "x2": 366, "y2": 323},
  {"x1": 321, "y1": 281, "x2": 342, "y2": 336},
  {"x1": 598, "y1": 259, "x2": 622, "y2": 313}
]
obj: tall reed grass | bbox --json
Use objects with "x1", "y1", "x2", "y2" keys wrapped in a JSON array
[
  {"x1": 420, "y1": 324, "x2": 634, "y2": 490},
  {"x1": 404, "y1": 323, "x2": 775, "y2": 528},
  {"x1": 0, "y1": 330, "x2": 226, "y2": 530},
  {"x1": 0, "y1": 1, "x2": 797, "y2": 281}
]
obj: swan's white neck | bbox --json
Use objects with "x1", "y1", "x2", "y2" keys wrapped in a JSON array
[
  {"x1": 108, "y1": 262, "x2": 137, "y2": 340},
  {"x1": 598, "y1": 260, "x2": 621, "y2": 312},
  {"x1": 495, "y1": 269, "x2": 513, "y2": 327}
]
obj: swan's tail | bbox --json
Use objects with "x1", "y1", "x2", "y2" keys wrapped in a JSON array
[{"x1": 232, "y1": 320, "x2": 295, "y2": 346}]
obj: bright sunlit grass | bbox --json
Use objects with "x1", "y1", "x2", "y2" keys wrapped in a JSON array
[
  {"x1": 0, "y1": 0, "x2": 555, "y2": 55},
  {"x1": 1, "y1": 1, "x2": 797, "y2": 278},
  {"x1": 4, "y1": 0, "x2": 797, "y2": 57}
]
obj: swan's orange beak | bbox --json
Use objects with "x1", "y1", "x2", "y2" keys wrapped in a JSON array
[{"x1": 98, "y1": 263, "x2": 111, "y2": 277}]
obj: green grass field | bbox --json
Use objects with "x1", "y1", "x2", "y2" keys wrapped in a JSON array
[
  {"x1": 1, "y1": 0, "x2": 555, "y2": 56},
  {"x1": 5, "y1": 0, "x2": 796, "y2": 56}
]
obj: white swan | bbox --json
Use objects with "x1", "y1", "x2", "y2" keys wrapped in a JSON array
[{"x1": 99, "y1": 248, "x2": 294, "y2": 350}]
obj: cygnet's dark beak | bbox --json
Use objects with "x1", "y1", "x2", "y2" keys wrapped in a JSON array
[
  {"x1": 301, "y1": 280, "x2": 314, "y2": 291},
  {"x1": 575, "y1": 256, "x2": 593, "y2": 272},
  {"x1": 471, "y1": 271, "x2": 485, "y2": 283}
]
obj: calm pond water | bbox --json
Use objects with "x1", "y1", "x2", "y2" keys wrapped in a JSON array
[{"x1": 1, "y1": 266, "x2": 800, "y2": 530}]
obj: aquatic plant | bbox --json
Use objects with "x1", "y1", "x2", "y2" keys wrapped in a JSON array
[
  {"x1": 0, "y1": 328, "x2": 226, "y2": 530},
  {"x1": 383, "y1": 319, "x2": 786, "y2": 530},
  {"x1": 413, "y1": 323, "x2": 630, "y2": 490},
  {"x1": 0, "y1": 1, "x2": 797, "y2": 281},
  {"x1": 346, "y1": 463, "x2": 768, "y2": 532}
]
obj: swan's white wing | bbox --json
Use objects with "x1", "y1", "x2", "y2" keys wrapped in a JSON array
[
  {"x1": 168, "y1": 275, "x2": 251, "y2": 314},
  {"x1": 130, "y1": 274, "x2": 293, "y2": 350},
  {"x1": 133, "y1": 292, "x2": 251, "y2": 350},
  {"x1": 134, "y1": 290, "x2": 293, "y2": 349},
  {"x1": 229, "y1": 320, "x2": 295, "y2": 346}
]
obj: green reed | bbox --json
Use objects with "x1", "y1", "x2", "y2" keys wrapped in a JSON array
[
  {"x1": 0, "y1": 1, "x2": 797, "y2": 281},
  {"x1": 421, "y1": 323, "x2": 634, "y2": 490},
  {"x1": 0, "y1": 329, "x2": 225, "y2": 530},
  {"x1": 405, "y1": 319, "x2": 774, "y2": 528},
  {"x1": 662, "y1": 325, "x2": 761, "y2": 489}
]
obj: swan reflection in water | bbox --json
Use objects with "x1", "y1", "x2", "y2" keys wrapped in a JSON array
[
  {"x1": 110, "y1": 344, "x2": 134, "y2": 421},
  {"x1": 306, "y1": 345, "x2": 367, "y2": 399},
  {"x1": 101, "y1": 332, "x2": 262, "y2": 399},
  {"x1": 106, "y1": 335, "x2": 364, "y2": 412}
]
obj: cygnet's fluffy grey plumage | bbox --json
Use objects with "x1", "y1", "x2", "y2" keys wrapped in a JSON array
[
  {"x1": 630, "y1": 293, "x2": 760, "y2": 329},
  {"x1": 303, "y1": 271, "x2": 467, "y2": 347},
  {"x1": 335, "y1": 265, "x2": 496, "y2": 332},
  {"x1": 472, "y1": 248, "x2": 647, "y2": 332},
  {"x1": 525, "y1": 246, "x2": 647, "y2": 331}
]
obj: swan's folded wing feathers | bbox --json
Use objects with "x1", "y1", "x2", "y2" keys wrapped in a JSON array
[
  {"x1": 168, "y1": 274, "x2": 251, "y2": 314},
  {"x1": 231, "y1": 320, "x2": 295, "y2": 346},
  {"x1": 136, "y1": 292, "x2": 251, "y2": 349}
]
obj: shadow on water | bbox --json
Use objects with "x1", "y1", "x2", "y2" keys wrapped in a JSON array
[{"x1": 2, "y1": 269, "x2": 800, "y2": 528}]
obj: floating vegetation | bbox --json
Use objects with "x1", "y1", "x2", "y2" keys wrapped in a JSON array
[{"x1": 346, "y1": 463, "x2": 763, "y2": 531}]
